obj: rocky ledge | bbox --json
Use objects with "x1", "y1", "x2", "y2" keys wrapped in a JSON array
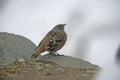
[{"x1": 0, "y1": 32, "x2": 99, "y2": 80}]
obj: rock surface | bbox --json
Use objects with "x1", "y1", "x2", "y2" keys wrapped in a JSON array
[
  {"x1": 0, "y1": 58, "x2": 99, "y2": 80},
  {"x1": 0, "y1": 32, "x2": 100, "y2": 80},
  {"x1": 42, "y1": 54, "x2": 98, "y2": 69},
  {"x1": 0, "y1": 32, "x2": 36, "y2": 65}
]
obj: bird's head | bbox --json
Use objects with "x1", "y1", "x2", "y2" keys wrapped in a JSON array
[{"x1": 52, "y1": 24, "x2": 67, "y2": 31}]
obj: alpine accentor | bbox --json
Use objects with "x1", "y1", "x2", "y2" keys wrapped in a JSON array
[{"x1": 31, "y1": 24, "x2": 67, "y2": 61}]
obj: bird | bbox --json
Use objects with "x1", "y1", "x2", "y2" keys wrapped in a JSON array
[{"x1": 31, "y1": 24, "x2": 67, "y2": 61}]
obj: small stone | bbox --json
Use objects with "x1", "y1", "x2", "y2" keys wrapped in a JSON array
[
  {"x1": 30, "y1": 62, "x2": 43, "y2": 71},
  {"x1": 55, "y1": 67, "x2": 64, "y2": 71},
  {"x1": 35, "y1": 66, "x2": 43, "y2": 71},
  {"x1": 17, "y1": 58, "x2": 25, "y2": 63}
]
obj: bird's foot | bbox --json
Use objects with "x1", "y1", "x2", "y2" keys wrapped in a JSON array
[{"x1": 49, "y1": 52, "x2": 64, "y2": 56}]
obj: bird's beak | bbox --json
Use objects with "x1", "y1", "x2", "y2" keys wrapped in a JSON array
[{"x1": 63, "y1": 24, "x2": 67, "y2": 26}]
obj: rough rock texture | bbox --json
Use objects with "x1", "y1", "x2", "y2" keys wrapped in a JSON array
[
  {"x1": 0, "y1": 57, "x2": 99, "y2": 80},
  {"x1": 0, "y1": 32, "x2": 100, "y2": 80},
  {"x1": 42, "y1": 54, "x2": 98, "y2": 69},
  {"x1": 0, "y1": 32, "x2": 36, "y2": 65}
]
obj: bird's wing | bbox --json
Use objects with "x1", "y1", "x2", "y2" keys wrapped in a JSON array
[
  {"x1": 46, "y1": 31, "x2": 67, "y2": 51},
  {"x1": 35, "y1": 31, "x2": 67, "y2": 53},
  {"x1": 55, "y1": 32, "x2": 67, "y2": 50},
  {"x1": 34, "y1": 31, "x2": 53, "y2": 53}
]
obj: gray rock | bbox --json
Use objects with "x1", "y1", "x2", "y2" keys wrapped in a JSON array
[
  {"x1": 0, "y1": 32, "x2": 99, "y2": 70},
  {"x1": 42, "y1": 54, "x2": 99, "y2": 69},
  {"x1": 0, "y1": 32, "x2": 36, "y2": 65}
]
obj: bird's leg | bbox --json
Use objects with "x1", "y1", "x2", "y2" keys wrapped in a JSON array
[
  {"x1": 54, "y1": 52, "x2": 61, "y2": 56},
  {"x1": 49, "y1": 51, "x2": 63, "y2": 56}
]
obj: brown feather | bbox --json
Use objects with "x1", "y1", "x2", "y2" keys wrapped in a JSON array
[{"x1": 31, "y1": 24, "x2": 67, "y2": 61}]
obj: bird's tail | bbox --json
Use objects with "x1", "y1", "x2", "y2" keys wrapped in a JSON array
[{"x1": 30, "y1": 47, "x2": 42, "y2": 61}]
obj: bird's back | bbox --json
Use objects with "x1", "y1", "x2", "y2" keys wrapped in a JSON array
[{"x1": 35, "y1": 29, "x2": 67, "y2": 53}]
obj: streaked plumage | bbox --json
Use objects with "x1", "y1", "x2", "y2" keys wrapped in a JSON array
[{"x1": 31, "y1": 24, "x2": 67, "y2": 61}]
